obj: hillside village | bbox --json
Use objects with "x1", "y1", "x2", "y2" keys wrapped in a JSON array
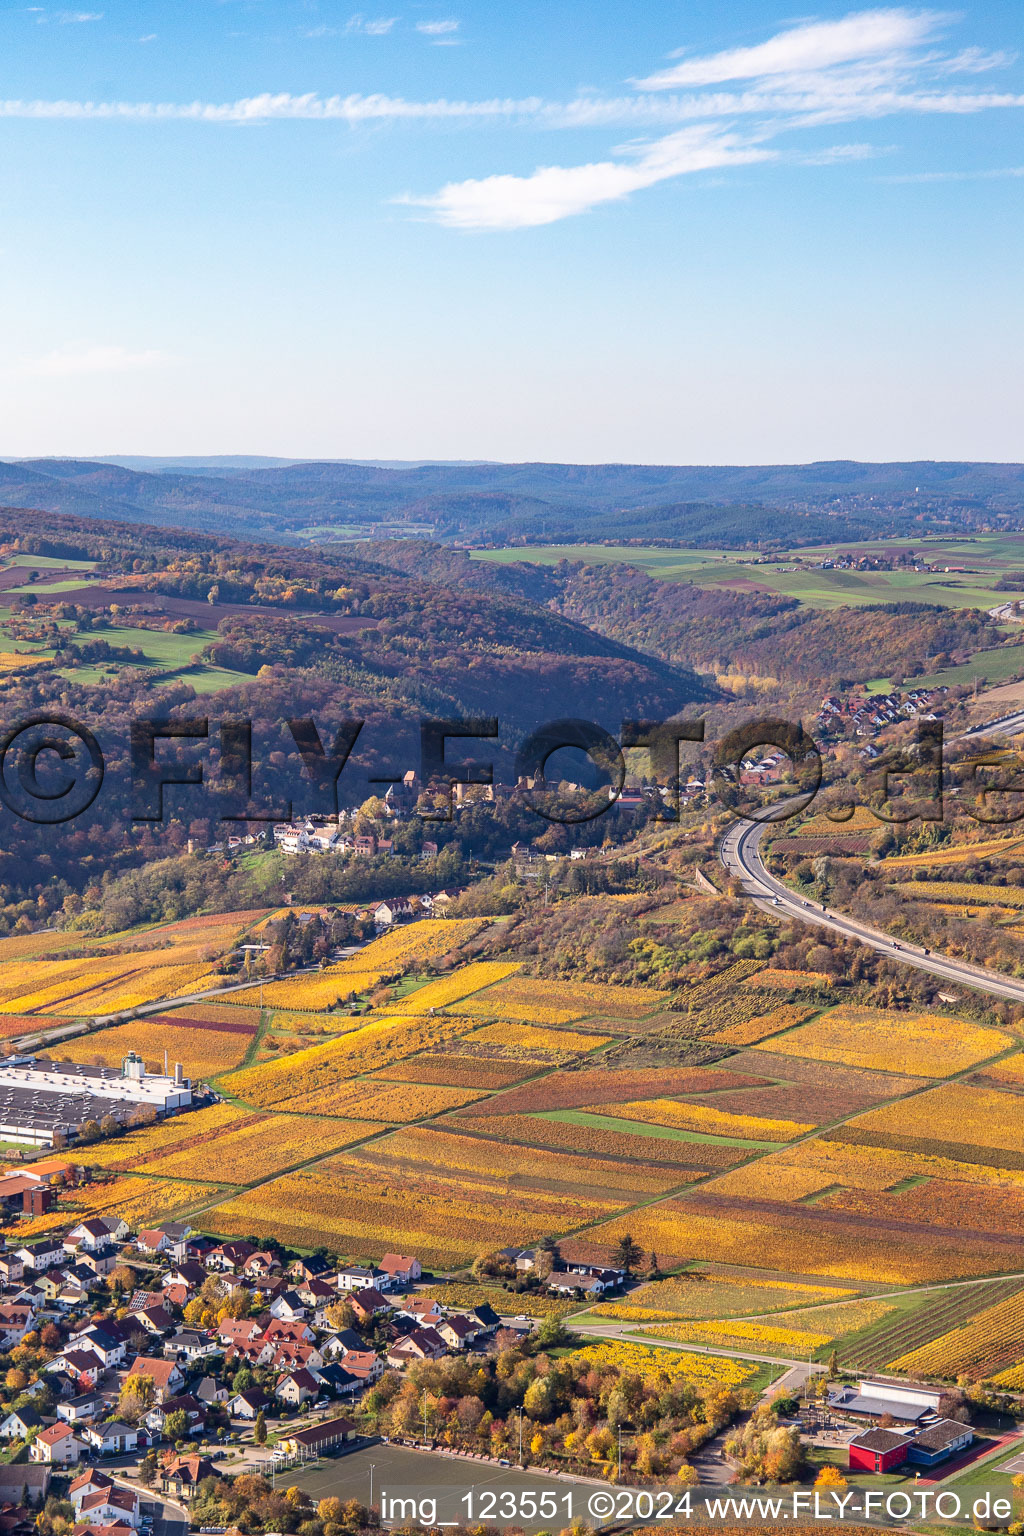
[{"x1": 0, "y1": 1165, "x2": 1013, "y2": 1536}]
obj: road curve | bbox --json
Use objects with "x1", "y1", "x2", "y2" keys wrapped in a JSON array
[{"x1": 719, "y1": 814, "x2": 1024, "y2": 1006}]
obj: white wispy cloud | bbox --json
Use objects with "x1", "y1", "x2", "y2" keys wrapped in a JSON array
[
  {"x1": 407, "y1": 7, "x2": 1023, "y2": 227},
  {"x1": 634, "y1": 9, "x2": 945, "y2": 90},
  {"x1": 401, "y1": 124, "x2": 774, "y2": 229},
  {"x1": 881, "y1": 164, "x2": 1024, "y2": 180},
  {"x1": 799, "y1": 141, "x2": 891, "y2": 164},
  {"x1": 0, "y1": 6, "x2": 1020, "y2": 231},
  {"x1": 22, "y1": 345, "x2": 172, "y2": 377},
  {"x1": 0, "y1": 92, "x2": 542, "y2": 122},
  {"x1": 56, "y1": 10, "x2": 103, "y2": 21},
  {"x1": 345, "y1": 13, "x2": 397, "y2": 35}
]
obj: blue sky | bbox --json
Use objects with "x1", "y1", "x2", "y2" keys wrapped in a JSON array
[{"x1": 0, "y1": 0, "x2": 1021, "y2": 462}]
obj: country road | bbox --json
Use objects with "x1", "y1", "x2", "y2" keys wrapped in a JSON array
[{"x1": 719, "y1": 813, "x2": 1024, "y2": 1005}]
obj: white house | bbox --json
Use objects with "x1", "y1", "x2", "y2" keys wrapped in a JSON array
[
  {"x1": 80, "y1": 1422, "x2": 139, "y2": 1457},
  {"x1": 335, "y1": 1266, "x2": 383, "y2": 1292},
  {"x1": 31, "y1": 1422, "x2": 82, "y2": 1465},
  {"x1": 0, "y1": 1407, "x2": 42, "y2": 1440}
]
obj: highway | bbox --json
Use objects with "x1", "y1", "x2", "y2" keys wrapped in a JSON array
[{"x1": 719, "y1": 813, "x2": 1024, "y2": 1006}]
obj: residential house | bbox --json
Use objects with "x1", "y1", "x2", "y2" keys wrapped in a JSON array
[
  {"x1": 73, "y1": 1325, "x2": 127, "y2": 1369},
  {"x1": 62, "y1": 1263, "x2": 101, "y2": 1292},
  {"x1": 0, "y1": 1305, "x2": 36, "y2": 1349},
  {"x1": 134, "y1": 1231, "x2": 173, "y2": 1259},
  {"x1": 268, "y1": 1291, "x2": 307, "y2": 1321},
  {"x1": 435, "y1": 1316, "x2": 479, "y2": 1351},
  {"x1": 333, "y1": 1348, "x2": 382, "y2": 1384},
  {"x1": 396, "y1": 1297, "x2": 444, "y2": 1327},
  {"x1": 162, "y1": 1262, "x2": 206, "y2": 1294},
  {"x1": 133, "y1": 1306, "x2": 176, "y2": 1338},
  {"x1": 348, "y1": 1287, "x2": 390, "y2": 1323},
  {"x1": 335, "y1": 1266, "x2": 382, "y2": 1292},
  {"x1": 297, "y1": 1278, "x2": 336, "y2": 1311},
  {"x1": 156, "y1": 1223, "x2": 192, "y2": 1260},
  {"x1": 316, "y1": 1364, "x2": 361, "y2": 1398},
  {"x1": 228, "y1": 1390, "x2": 263, "y2": 1421},
  {"x1": 0, "y1": 1466, "x2": 50, "y2": 1508},
  {"x1": 79, "y1": 1423, "x2": 139, "y2": 1457},
  {"x1": 275, "y1": 1368, "x2": 321, "y2": 1408},
  {"x1": 321, "y1": 1329, "x2": 365, "y2": 1358},
  {"x1": 159, "y1": 1455, "x2": 220, "y2": 1501},
  {"x1": 546, "y1": 1270, "x2": 609, "y2": 1297},
  {"x1": 78, "y1": 1246, "x2": 119, "y2": 1279},
  {"x1": 205, "y1": 1242, "x2": 254, "y2": 1273},
  {"x1": 241, "y1": 1251, "x2": 276, "y2": 1279},
  {"x1": 31, "y1": 1423, "x2": 82, "y2": 1466},
  {"x1": 0, "y1": 1408, "x2": 42, "y2": 1441},
  {"x1": 385, "y1": 1326, "x2": 446, "y2": 1367},
  {"x1": 164, "y1": 1329, "x2": 221, "y2": 1363},
  {"x1": 378, "y1": 1254, "x2": 421, "y2": 1287},
  {"x1": 290, "y1": 1256, "x2": 332, "y2": 1284},
  {"x1": 16, "y1": 1238, "x2": 65, "y2": 1273},
  {"x1": 267, "y1": 1341, "x2": 324, "y2": 1373},
  {"x1": 263, "y1": 1318, "x2": 315, "y2": 1345},
  {"x1": 56, "y1": 1394, "x2": 106, "y2": 1426},
  {"x1": 0, "y1": 1256, "x2": 24, "y2": 1286},
  {"x1": 224, "y1": 1341, "x2": 264, "y2": 1370},
  {"x1": 126, "y1": 1357, "x2": 184, "y2": 1403},
  {"x1": 44, "y1": 1369, "x2": 80, "y2": 1400},
  {"x1": 195, "y1": 1378, "x2": 228, "y2": 1407},
  {"x1": 55, "y1": 1352, "x2": 103, "y2": 1391},
  {"x1": 136, "y1": 1226, "x2": 189, "y2": 1261},
  {"x1": 127, "y1": 1290, "x2": 165, "y2": 1314},
  {"x1": 75, "y1": 1488, "x2": 139, "y2": 1529},
  {"x1": 68, "y1": 1471, "x2": 114, "y2": 1511},
  {"x1": 218, "y1": 1319, "x2": 263, "y2": 1348},
  {"x1": 466, "y1": 1303, "x2": 500, "y2": 1333},
  {"x1": 145, "y1": 1397, "x2": 205, "y2": 1438},
  {"x1": 55, "y1": 1283, "x2": 90, "y2": 1312},
  {"x1": 64, "y1": 1220, "x2": 114, "y2": 1254}
]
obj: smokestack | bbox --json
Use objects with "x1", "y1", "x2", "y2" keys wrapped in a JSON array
[{"x1": 174, "y1": 1062, "x2": 183, "y2": 1085}]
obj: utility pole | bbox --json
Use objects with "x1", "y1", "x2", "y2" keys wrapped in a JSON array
[
  {"x1": 617, "y1": 1425, "x2": 622, "y2": 1479},
  {"x1": 368, "y1": 1463, "x2": 376, "y2": 1524},
  {"x1": 422, "y1": 1389, "x2": 428, "y2": 1446},
  {"x1": 517, "y1": 1407, "x2": 523, "y2": 1466}
]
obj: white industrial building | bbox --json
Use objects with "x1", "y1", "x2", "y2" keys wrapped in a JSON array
[{"x1": 0, "y1": 1052, "x2": 192, "y2": 1147}]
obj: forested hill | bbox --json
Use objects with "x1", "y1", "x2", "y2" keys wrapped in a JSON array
[
  {"x1": 355, "y1": 541, "x2": 1001, "y2": 688},
  {"x1": 1, "y1": 456, "x2": 1022, "y2": 546}
]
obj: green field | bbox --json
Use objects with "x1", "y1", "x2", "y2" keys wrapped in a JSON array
[
  {"x1": 3, "y1": 553, "x2": 98, "y2": 571},
  {"x1": 65, "y1": 622, "x2": 217, "y2": 666},
  {"x1": 0, "y1": 598, "x2": 255, "y2": 694},
  {"x1": 535, "y1": 1108, "x2": 789, "y2": 1151},
  {"x1": 473, "y1": 533, "x2": 1024, "y2": 612},
  {"x1": 7, "y1": 576, "x2": 96, "y2": 594}
]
